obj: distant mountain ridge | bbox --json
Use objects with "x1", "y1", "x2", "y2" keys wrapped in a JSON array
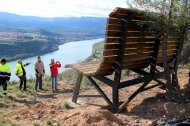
[{"x1": 0, "y1": 11, "x2": 106, "y2": 33}]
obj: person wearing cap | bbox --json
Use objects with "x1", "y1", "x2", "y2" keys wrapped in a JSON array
[
  {"x1": 0, "y1": 59, "x2": 11, "y2": 95},
  {"x1": 34, "y1": 56, "x2": 45, "y2": 91},
  {"x1": 15, "y1": 59, "x2": 31, "y2": 91}
]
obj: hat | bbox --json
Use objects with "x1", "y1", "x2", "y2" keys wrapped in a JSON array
[{"x1": 1, "y1": 59, "x2": 6, "y2": 63}]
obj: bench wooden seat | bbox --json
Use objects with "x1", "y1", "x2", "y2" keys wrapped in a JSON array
[
  {"x1": 65, "y1": 7, "x2": 182, "y2": 112},
  {"x1": 65, "y1": 61, "x2": 114, "y2": 76}
]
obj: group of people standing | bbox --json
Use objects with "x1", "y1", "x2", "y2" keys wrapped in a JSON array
[{"x1": 0, "y1": 56, "x2": 61, "y2": 95}]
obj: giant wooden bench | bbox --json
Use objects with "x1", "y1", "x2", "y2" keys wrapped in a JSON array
[{"x1": 65, "y1": 7, "x2": 182, "y2": 112}]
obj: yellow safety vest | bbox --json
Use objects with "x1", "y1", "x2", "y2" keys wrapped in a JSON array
[
  {"x1": 0, "y1": 63, "x2": 11, "y2": 78},
  {"x1": 15, "y1": 63, "x2": 26, "y2": 77}
]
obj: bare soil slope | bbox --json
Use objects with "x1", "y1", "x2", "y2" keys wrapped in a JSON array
[{"x1": 1, "y1": 69, "x2": 190, "y2": 126}]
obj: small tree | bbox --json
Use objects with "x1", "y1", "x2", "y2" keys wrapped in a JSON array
[{"x1": 128, "y1": 0, "x2": 190, "y2": 100}]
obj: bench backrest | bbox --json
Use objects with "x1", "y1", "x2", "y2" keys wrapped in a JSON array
[{"x1": 96, "y1": 7, "x2": 180, "y2": 75}]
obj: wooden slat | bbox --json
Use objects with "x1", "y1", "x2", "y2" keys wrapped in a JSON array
[
  {"x1": 70, "y1": 64, "x2": 99, "y2": 71},
  {"x1": 105, "y1": 37, "x2": 121, "y2": 43},
  {"x1": 123, "y1": 60, "x2": 150, "y2": 67},
  {"x1": 158, "y1": 49, "x2": 177, "y2": 54},
  {"x1": 103, "y1": 52, "x2": 152, "y2": 63},
  {"x1": 109, "y1": 7, "x2": 129, "y2": 16},
  {"x1": 106, "y1": 24, "x2": 122, "y2": 31},
  {"x1": 107, "y1": 18, "x2": 122, "y2": 25},
  {"x1": 109, "y1": 13, "x2": 128, "y2": 19},
  {"x1": 126, "y1": 37, "x2": 156, "y2": 43},
  {"x1": 168, "y1": 37, "x2": 179, "y2": 41},
  {"x1": 109, "y1": 12, "x2": 144, "y2": 20},
  {"x1": 156, "y1": 56, "x2": 176, "y2": 64},
  {"x1": 103, "y1": 47, "x2": 154, "y2": 57},
  {"x1": 124, "y1": 52, "x2": 152, "y2": 60},
  {"x1": 159, "y1": 45, "x2": 178, "y2": 50},
  {"x1": 106, "y1": 30, "x2": 155, "y2": 38},
  {"x1": 158, "y1": 52, "x2": 177, "y2": 58},
  {"x1": 103, "y1": 50, "x2": 118, "y2": 56},
  {"x1": 106, "y1": 30, "x2": 150, "y2": 37},
  {"x1": 160, "y1": 41, "x2": 178, "y2": 46},
  {"x1": 69, "y1": 62, "x2": 114, "y2": 76},
  {"x1": 125, "y1": 42, "x2": 155, "y2": 48},
  {"x1": 124, "y1": 62, "x2": 149, "y2": 69},
  {"x1": 127, "y1": 31, "x2": 155, "y2": 37},
  {"x1": 106, "y1": 30, "x2": 121, "y2": 37},
  {"x1": 98, "y1": 63, "x2": 114, "y2": 70},
  {"x1": 125, "y1": 48, "x2": 154, "y2": 55},
  {"x1": 107, "y1": 19, "x2": 147, "y2": 31},
  {"x1": 123, "y1": 56, "x2": 152, "y2": 63},
  {"x1": 103, "y1": 56, "x2": 117, "y2": 63},
  {"x1": 104, "y1": 43, "x2": 119, "y2": 50},
  {"x1": 109, "y1": 7, "x2": 144, "y2": 20},
  {"x1": 105, "y1": 37, "x2": 156, "y2": 44}
]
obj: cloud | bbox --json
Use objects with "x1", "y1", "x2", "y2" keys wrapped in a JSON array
[{"x1": 0, "y1": 0, "x2": 127, "y2": 17}]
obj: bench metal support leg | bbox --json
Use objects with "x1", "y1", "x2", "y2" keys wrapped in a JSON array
[
  {"x1": 72, "y1": 72, "x2": 83, "y2": 103},
  {"x1": 112, "y1": 81, "x2": 119, "y2": 112},
  {"x1": 189, "y1": 71, "x2": 190, "y2": 85},
  {"x1": 118, "y1": 79, "x2": 151, "y2": 112},
  {"x1": 172, "y1": 72, "x2": 180, "y2": 89},
  {"x1": 87, "y1": 76, "x2": 113, "y2": 107}
]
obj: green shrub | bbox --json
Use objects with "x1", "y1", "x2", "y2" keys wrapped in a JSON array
[
  {"x1": 60, "y1": 101, "x2": 71, "y2": 109},
  {"x1": 46, "y1": 117, "x2": 52, "y2": 126},
  {"x1": 33, "y1": 123, "x2": 40, "y2": 126},
  {"x1": 15, "y1": 92, "x2": 27, "y2": 98}
]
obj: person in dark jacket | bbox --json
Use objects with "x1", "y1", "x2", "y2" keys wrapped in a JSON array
[
  {"x1": 34, "y1": 56, "x2": 45, "y2": 91},
  {"x1": 49, "y1": 59, "x2": 61, "y2": 91},
  {"x1": 0, "y1": 59, "x2": 11, "y2": 95}
]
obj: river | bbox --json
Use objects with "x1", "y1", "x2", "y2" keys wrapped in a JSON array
[{"x1": 8, "y1": 38, "x2": 104, "y2": 81}]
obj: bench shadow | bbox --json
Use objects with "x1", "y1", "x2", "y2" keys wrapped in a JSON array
[
  {"x1": 8, "y1": 95, "x2": 39, "y2": 106},
  {"x1": 36, "y1": 88, "x2": 73, "y2": 99},
  {"x1": 121, "y1": 91, "x2": 190, "y2": 121},
  {"x1": 56, "y1": 88, "x2": 73, "y2": 93},
  {"x1": 36, "y1": 92, "x2": 57, "y2": 99},
  {"x1": 0, "y1": 102, "x2": 9, "y2": 108}
]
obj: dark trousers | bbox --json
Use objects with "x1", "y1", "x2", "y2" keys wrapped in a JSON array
[
  {"x1": 19, "y1": 75, "x2": 27, "y2": 90},
  {"x1": 35, "y1": 75, "x2": 42, "y2": 90},
  {"x1": 0, "y1": 80, "x2": 7, "y2": 95}
]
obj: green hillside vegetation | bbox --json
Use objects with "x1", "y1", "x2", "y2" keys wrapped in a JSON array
[
  {"x1": 0, "y1": 39, "x2": 58, "y2": 62},
  {"x1": 85, "y1": 41, "x2": 104, "y2": 61}
]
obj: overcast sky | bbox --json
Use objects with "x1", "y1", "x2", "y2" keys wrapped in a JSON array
[{"x1": 0, "y1": 0, "x2": 128, "y2": 17}]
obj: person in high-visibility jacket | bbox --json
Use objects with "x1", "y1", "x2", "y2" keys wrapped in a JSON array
[
  {"x1": 0, "y1": 59, "x2": 11, "y2": 95},
  {"x1": 15, "y1": 59, "x2": 31, "y2": 91}
]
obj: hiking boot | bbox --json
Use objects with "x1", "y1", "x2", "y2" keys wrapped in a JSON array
[
  {"x1": 23, "y1": 89, "x2": 27, "y2": 91},
  {"x1": 39, "y1": 88, "x2": 44, "y2": 90}
]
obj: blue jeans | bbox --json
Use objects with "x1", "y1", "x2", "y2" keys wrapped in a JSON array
[{"x1": 51, "y1": 76, "x2": 57, "y2": 90}]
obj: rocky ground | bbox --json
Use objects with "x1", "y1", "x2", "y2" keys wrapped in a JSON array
[{"x1": 0, "y1": 68, "x2": 190, "y2": 126}]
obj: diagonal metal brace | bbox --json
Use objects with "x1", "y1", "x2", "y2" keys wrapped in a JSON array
[{"x1": 87, "y1": 76, "x2": 113, "y2": 107}]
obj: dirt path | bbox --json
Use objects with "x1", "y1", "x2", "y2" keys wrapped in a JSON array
[{"x1": 0, "y1": 68, "x2": 190, "y2": 126}]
